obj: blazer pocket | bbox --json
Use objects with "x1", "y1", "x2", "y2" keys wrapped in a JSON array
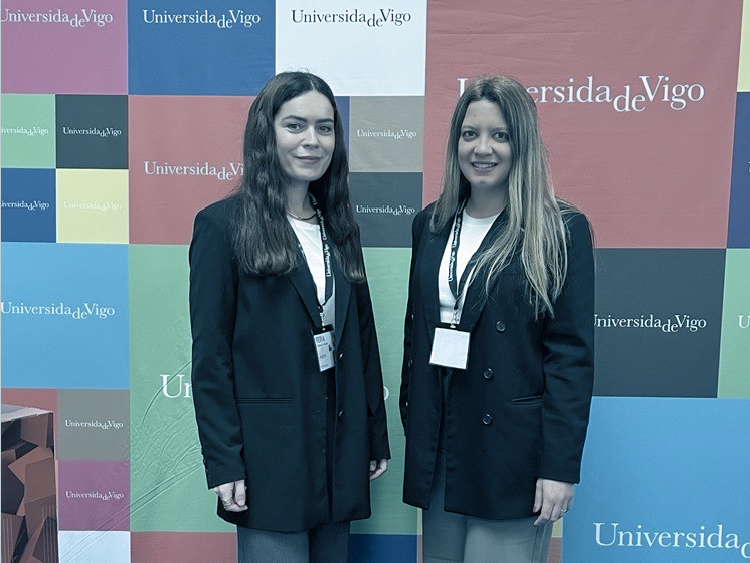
[{"x1": 511, "y1": 394, "x2": 543, "y2": 405}]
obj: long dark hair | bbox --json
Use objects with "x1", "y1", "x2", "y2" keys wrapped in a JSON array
[{"x1": 230, "y1": 71, "x2": 364, "y2": 282}]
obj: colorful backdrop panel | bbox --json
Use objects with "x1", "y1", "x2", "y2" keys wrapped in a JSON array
[{"x1": 2, "y1": 1, "x2": 749, "y2": 562}]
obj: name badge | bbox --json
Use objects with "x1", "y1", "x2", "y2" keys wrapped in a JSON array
[
  {"x1": 429, "y1": 327, "x2": 470, "y2": 370},
  {"x1": 313, "y1": 325, "x2": 335, "y2": 372}
]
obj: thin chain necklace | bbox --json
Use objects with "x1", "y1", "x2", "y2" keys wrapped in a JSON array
[{"x1": 287, "y1": 209, "x2": 317, "y2": 221}]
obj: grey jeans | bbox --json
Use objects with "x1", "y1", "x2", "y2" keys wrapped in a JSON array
[{"x1": 237, "y1": 522, "x2": 349, "y2": 563}]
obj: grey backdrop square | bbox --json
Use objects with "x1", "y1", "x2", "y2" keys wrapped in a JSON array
[
  {"x1": 56, "y1": 95, "x2": 128, "y2": 169},
  {"x1": 57, "y1": 389, "x2": 130, "y2": 460},
  {"x1": 593, "y1": 249, "x2": 725, "y2": 397},
  {"x1": 350, "y1": 172, "x2": 422, "y2": 248},
  {"x1": 349, "y1": 96, "x2": 424, "y2": 172}
]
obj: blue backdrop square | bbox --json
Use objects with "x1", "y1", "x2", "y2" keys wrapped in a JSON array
[
  {"x1": 1, "y1": 243, "x2": 129, "y2": 389},
  {"x1": 128, "y1": 0, "x2": 275, "y2": 95},
  {"x1": 564, "y1": 397, "x2": 750, "y2": 562},
  {"x1": 1, "y1": 168, "x2": 56, "y2": 242},
  {"x1": 728, "y1": 92, "x2": 750, "y2": 248},
  {"x1": 349, "y1": 534, "x2": 417, "y2": 563}
]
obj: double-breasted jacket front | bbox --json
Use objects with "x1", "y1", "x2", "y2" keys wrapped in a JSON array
[
  {"x1": 189, "y1": 197, "x2": 389, "y2": 532},
  {"x1": 400, "y1": 203, "x2": 594, "y2": 520}
]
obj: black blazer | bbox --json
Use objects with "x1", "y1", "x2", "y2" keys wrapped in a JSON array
[
  {"x1": 189, "y1": 197, "x2": 389, "y2": 532},
  {"x1": 400, "y1": 203, "x2": 594, "y2": 520}
]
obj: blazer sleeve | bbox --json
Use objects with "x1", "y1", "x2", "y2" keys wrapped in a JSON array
[
  {"x1": 399, "y1": 208, "x2": 429, "y2": 432},
  {"x1": 189, "y1": 205, "x2": 246, "y2": 489},
  {"x1": 354, "y1": 241, "x2": 391, "y2": 461},
  {"x1": 537, "y1": 212, "x2": 595, "y2": 484},
  {"x1": 355, "y1": 275, "x2": 391, "y2": 461}
]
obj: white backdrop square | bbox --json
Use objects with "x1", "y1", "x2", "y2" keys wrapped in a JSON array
[
  {"x1": 59, "y1": 531, "x2": 130, "y2": 563},
  {"x1": 275, "y1": 0, "x2": 426, "y2": 95}
]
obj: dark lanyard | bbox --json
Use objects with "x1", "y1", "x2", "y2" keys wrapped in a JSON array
[
  {"x1": 447, "y1": 200, "x2": 501, "y2": 326},
  {"x1": 295, "y1": 193, "x2": 333, "y2": 326}
]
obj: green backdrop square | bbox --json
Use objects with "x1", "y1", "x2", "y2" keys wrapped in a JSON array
[
  {"x1": 1, "y1": 94, "x2": 56, "y2": 168},
  {"x1": 718, "y1": 249, "x2": 750, "y2": 397}
]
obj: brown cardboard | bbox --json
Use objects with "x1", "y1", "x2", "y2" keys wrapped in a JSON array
[{"x1": 1, "y1": 405, "x2": 58, "y2": 563}]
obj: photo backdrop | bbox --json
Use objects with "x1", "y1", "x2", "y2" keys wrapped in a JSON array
[{"x1": 2, "y1": 1, "x2": 749, "y2": 562}]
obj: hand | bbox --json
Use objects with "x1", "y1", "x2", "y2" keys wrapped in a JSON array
[
  {"x1": 533, "y1": 478, "x2": 574, "y2": 526},
  {"x1": 213, "y1": 479, "x2": 247, "y2": 512},
  {"x1": 369, "y1": 459, "x2": 387, "y2": 481}
]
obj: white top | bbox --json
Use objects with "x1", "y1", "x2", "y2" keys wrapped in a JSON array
[
  {"x1": 438, "y1": 210, "x2": 500, "y2": 324},
  {"x1": 288, "y1": 216, "x2": 336, "y2": 329}
]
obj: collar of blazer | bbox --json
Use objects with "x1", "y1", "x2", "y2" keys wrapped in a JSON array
[
  {"x1": 287, "y1": 245, "x2": 352, "y2": 334},
  {"x1": 419, "y1": 211, "x2": 509, "y2": 335}
]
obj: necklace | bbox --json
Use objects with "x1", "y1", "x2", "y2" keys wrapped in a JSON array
[{"x1": 287, "y1": 210, "x2": 317, "y2": 221}]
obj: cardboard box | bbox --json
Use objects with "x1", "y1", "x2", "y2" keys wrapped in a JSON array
[{"x1": 1, "y1": 405, "x2": 58, "y2": 563}]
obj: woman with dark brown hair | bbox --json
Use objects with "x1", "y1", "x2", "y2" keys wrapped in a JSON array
[{"x1": 190, "y1": 71, "x2": 389, "y2": 563}]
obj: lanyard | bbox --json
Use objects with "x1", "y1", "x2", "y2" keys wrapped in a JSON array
[
  {"x1": 295, "y1": 193, "x2": 333, "y2": 326},
  {"x1": 447, "y1": 199, "x2": 501, "y2": 327}
]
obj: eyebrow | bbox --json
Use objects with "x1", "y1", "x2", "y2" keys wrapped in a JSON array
[
  {"x1": 461, "y1": 125, "x2": 509, "y2": 131},
  {"x1": 280, "y1": 115, "x2": 334, "y2": 123}
]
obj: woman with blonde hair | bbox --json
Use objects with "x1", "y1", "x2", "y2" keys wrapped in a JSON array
[{"x1": 400, "y1": 75, "x2": 594, "y2": 562}]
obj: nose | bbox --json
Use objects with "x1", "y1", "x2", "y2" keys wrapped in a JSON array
[
  {"x1": 474, "y1": 134, "x2": 492, "y2": 155},
  {"x1": 302, "y1": 126, "x2": 320, "y2": 147}
]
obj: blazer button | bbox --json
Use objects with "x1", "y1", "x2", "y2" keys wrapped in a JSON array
[
  {"x1": 482, "y1": 414, "x2": 493, "y2": 425},
  {"x1": 495, "y1": 321, "x2": 506, "y2": 332},
  {"x1": 407, "y1": 359, "x2": 413, "y2": 368},
  {"x1": 483, "y1": 368, "x2": 494, "y2": 380},
  {"x1": 338, "y1": 410, "x2": 344, "y2": 419},
  {"x1": 338, "y1": 352, "x2": 344, "y2": 362}
]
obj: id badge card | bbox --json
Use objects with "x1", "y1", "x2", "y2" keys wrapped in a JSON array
[
  {"x1": 312, "y1": 325, "x2": 336, "y2": 372},
  {"x1": 429, "y1": 327, "x2": 471, "y2": 370}
]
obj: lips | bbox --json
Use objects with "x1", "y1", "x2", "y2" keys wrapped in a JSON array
[{"x1": 472, "y1": 162, "x2": 497, "y2": 169}]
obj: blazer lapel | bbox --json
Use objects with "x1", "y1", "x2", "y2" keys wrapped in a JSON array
[
  {"x1": 333, "y1": 252, "x2": 351, "y2": 336},
  {"x1": 288, "y1": 257, "x2": 323, "y2": 327},
  {"x1": 457, "y1": 214, "x2": 510, "y2": 333},
  {"x1": 456, "y1": 273, "x2": 489, "y2": 333},
  {"x1": 419, "y1": 223, "x2": 451, "y2": 329}
]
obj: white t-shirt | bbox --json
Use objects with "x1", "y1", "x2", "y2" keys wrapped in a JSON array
[
  {"x1": 438, "y1": 210, "x2": 500, "y2": 324},
  {"x1": 288, "y1": 217, "x2": 336, "y2": 329}
]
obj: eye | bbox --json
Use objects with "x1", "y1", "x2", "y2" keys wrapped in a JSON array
[
  {"x1": 317, "y1": 124, "x2": 334, "y2": 134},
  {"x1": 494, "y1": 131, "x2": 510, "y2": 141},
  {"x1": 285, "y1": 122, "x2": 302, "y2": 131},
  {"x1": 461, "y1": 130, "x2": 476, "y2": 140}
]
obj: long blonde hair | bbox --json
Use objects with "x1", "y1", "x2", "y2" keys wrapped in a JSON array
[{"x1": 430, "y1": 75, "x2": 571, "y2": 318}]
